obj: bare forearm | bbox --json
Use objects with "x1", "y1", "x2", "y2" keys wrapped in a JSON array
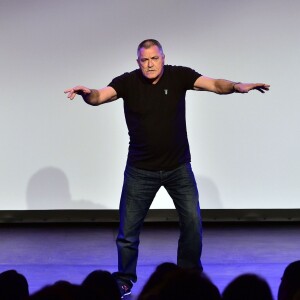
[
  {"x1": 214, "y1": 79, "x2": 237, "y2": 94},
  {"x1": 82, "y1": 89, "x2": 101, "y2": 106},
  {"x1": 194, "y1": 77, "x2": 240, "y2": 94},
  {"x1": 65, "y1": 86, "x2": 118, "y2": 104},
  {"x1": 214, "y1": 80, "x2": 270, "y2": 94}
]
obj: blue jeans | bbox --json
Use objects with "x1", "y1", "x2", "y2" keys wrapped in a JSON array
[{"x1": 114, "y1": 163, "x2": 202, "y2": 285}]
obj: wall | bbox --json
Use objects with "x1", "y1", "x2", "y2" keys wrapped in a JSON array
[{"x1": 0, "y1": 0, "x2": 299, "y2": 210}]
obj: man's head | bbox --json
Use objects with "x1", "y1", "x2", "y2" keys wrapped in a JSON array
[{"x1": 137, "y1": 39, "x2": 165, "y2": 84}]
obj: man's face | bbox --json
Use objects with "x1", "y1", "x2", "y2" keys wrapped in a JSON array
[{"x1": 137, "y1": 45, "x2": 165, "y2": 84}]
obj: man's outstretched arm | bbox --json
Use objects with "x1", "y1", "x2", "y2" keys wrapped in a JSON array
[
  {"x1": 64, "y1": 86, "x2": 118, "y2": 106},
  {"x1": 194, "y1": 76, "x2": 270, "y2": 94}
]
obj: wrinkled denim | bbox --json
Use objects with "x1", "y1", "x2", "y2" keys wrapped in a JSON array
[{"x1": 113, "y1": 163, "x2": 202, "y2": 285}]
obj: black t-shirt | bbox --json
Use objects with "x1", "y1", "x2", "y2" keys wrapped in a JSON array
[{"x1": 108, "y1": 65, "x2": 201, "y2": 171}]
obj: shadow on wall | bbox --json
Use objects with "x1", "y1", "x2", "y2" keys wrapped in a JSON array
[
  {"x1": 195, "y1": 175, "x2": 222, "y2": 209},
  {"x1": 26, "y1": 167, "x2": 104, "y2": 209}
]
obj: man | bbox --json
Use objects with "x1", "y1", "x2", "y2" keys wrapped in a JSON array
[{"x1": 65, "y1": 39, "x2": 270, "y2": 298}]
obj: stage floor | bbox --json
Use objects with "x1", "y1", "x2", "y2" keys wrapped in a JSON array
[{"x1": 1, "y1": 222, "x2": 299, "y2": 299}]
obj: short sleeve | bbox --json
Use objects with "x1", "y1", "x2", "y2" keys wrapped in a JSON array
[
  {"x1": 173, "y1": 66, "x2": 202, "y2": 90},
  {"x1": 107, "y1": 72, "x2": 131, "y2": 99}
]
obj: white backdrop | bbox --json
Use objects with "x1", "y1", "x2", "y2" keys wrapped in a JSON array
[{"x1": 0, "y1": 0, "x2": 299, "y2": 210}]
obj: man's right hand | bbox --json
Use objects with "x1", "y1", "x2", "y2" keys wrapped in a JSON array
[
  {"x1": 64, "y1": 86, "x2": 117, "y2": 106},
  {"x1": 64, "y1": 86, "x2": 91, "y2": 100}
]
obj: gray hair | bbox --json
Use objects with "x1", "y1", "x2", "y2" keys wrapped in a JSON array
[{"x1": 137, "y1": 39, "x2": 164, "y2": 56}]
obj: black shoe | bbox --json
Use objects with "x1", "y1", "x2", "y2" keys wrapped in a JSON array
[{"x1": 119, "y1": 283, "x2": 131, "y2": 298}]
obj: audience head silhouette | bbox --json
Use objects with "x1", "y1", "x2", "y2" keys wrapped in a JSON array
[
  {"x1": 4, "y1": 260, "x2": 300, "y2": 300},
  {"x1": 138, "y1": 266, "x2": 221, "y2": 300},
  {"x1": 29, "y1": 280, "x2": 84, "y2": 300},
  {"x1": 222, "y1": 273, "x2": 273, "y2": 300},
  {"x1": 0, "y1": 269, "x2": 29, "y2": 300},
  {"x1": 278, "y1": 260, "x2": 300, "y2": 300},
  {"x1": 81, "y1": 269, "x2": 120, "y2": 300},
  {"x1": 138, "y1": 262, "x2": 179, "y2": 297}
]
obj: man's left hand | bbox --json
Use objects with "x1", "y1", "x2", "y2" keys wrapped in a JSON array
[{"x1": 234, "y1": 83, "x2": 270, "y2": 93}]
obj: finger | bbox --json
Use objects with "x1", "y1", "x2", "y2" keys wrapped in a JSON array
[
  {"x1": 255, "y1": 87, "x2": 265, "y2": 93},
  {"x1": 64, "y1": 86, "x2": 91, "y2": 100},
  {"x1": 64, "y1": 88, "x2": 72, "y2": 94},
  {"x1": 257, "y1": 84, "x2": 270, "y2": 89},
  {"x1": 254, "y1": 84, "x2": 270, "y2": 93},
  {"x1": 64, "y1": 88, "x2": 76, "y2": 100},
  {"x1": 65, "y1": 89, "x2": 76, "y2": 100},
  {"x1": 70, "y1": 91, "x2": 77, "y2": 100},
  {"x1": 73, "y1": 86, "x2": 91, "y2": 95},
  {"x1": 66, "y1": 91, "x2": 73, "y2": 99},
  {"x1": 72, "y1": 86, "x2": 82, "y2": 92}
]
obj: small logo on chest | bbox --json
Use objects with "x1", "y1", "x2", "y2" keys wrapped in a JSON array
[{"x1": 164, "y1": 89, "x2": 168, "y2": 95}]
